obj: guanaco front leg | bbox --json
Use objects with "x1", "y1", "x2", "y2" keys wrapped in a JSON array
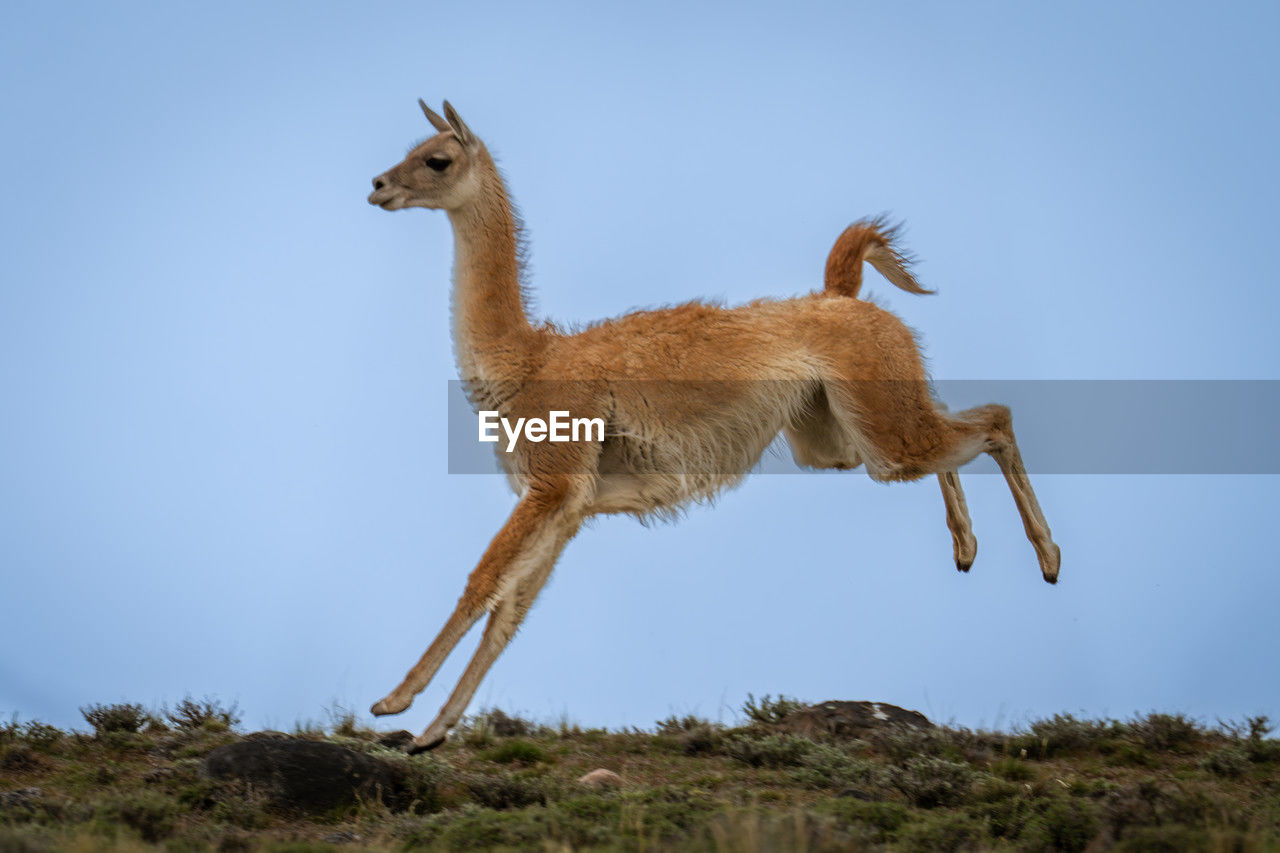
[
  {"x1": 371, "y1": 484, "x2": 582, "y2": 720},
  {"x1": 370, "y1": 607, "x2": 482, "y2": 716},
  {"x1": 411, "y1": 538, "x2": 567, "y2": 752},
  {"x1": 937, "y1": 471, "x2": 978, "y2": 571}
]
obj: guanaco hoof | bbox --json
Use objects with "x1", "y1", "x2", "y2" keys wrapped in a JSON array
[
  {"x1": 1041, "y1": 545, "x2": 1062, "y2": 583},
  {"x1": 408, "y1": 735, "x2": 445, "y2": 754},
  {"x1": 370, "y1": 696, "x2": 410, "y2": 716}
]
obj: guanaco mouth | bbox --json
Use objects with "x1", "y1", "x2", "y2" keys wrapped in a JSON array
[{"x1": 367, "y1": 190, "x2": 402, "y2": 209}]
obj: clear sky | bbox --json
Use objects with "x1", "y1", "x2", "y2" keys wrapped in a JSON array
[{"x1": 2, "y1": 1, "x2": 1278, "y2": 735}]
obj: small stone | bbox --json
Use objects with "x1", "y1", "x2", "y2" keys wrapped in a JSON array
[
  {"x1": 376, "y1": 729, "x2": 415, "y2": 750},
  {"x1": 839, "y1": 787, "x2": 875, "y2": 800},
  {"x1": 322, "y1": 831, "x2": 363, "y2": 844},
  {"x1": 0, "y1": 787, "x2": 42, "y2": 809},
  {"x1": 141, "y1": 767, "x2": 175, "y2": 784},
  {"x1": 577, "y1": 768, "x2": 622, "y2": 789}
]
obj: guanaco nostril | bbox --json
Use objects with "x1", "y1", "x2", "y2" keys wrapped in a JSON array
[{"x1": 373, "y1": 177, "x2": 387, "y2": 190}]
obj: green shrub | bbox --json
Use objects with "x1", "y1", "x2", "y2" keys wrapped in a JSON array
[
  {"x1": 458, "y1": 709, "x2": 546, "y2": 748},
  {"x1": 396, "y1": 755, "x2": 452, "y2": 814},
  {"x1": 741, "y1": 693, "x2": 805, "y2": 725},
  {"x1": 98, "y1": 791, "x2": 179, "y2": 843},
  {"x1": 322, "y1": 705, "x2": 376, "y2": 740},
  {"x1": 657, "y1": 715, "x2": 724, "y2": 755},
  {"x1": 1112, "y1": 824, "x2": 1211, "y2": 851},
  {"x1": 895, "y1": 810, "x2": 985, "y2": 852},
  {"x1": 867, "y1": 725, "x2": 983, "y2": 763},
  {"x1": 480, "y1": 739, "x2": 549, "y2": 766},
  {"x1": 80, "y1": 702, "x2": 153, "y2": 735},
  {"x1": 165, "y1": 696, "x2": 241, "y2": 732},
  {"x1": 172, "y1": 732, "x2": 238, "y2": 760},
  {"x1": 680, "y1": 724, "x2": 723, "y2": 756},
  {"x1": 791, "y1": 743, "x2": 887, "y2": 793},
  {"x1": 1201, "y1": 746, "x2": 1251, "y2": 777},
  {"x1": 414, "y1": 803, "x2": 550, "y2": 850},
  {"x1": 461, "y1": 770, "x2": 556, "y2": 810},
  {"x1": 1113, "y1": 741, "x2": 1156, "y2": 767},
  {"x1": 1013, "y1": 714, "x2": 1119, "y2": 758},
  {"x1": 819, "y1": 798, "x2": 910, "y2": 835},
  {"x1": 0, "y1": 825, "x2": 53, "y2": 853},
  {"x1": 1069, "y1": 777, "x2": 1120, "y2": 799},
  {"x1": 869, "y1": 725, "x2": 940, "y2": 760},
  {"x1": 628, "y1": 786, "x2": 721, "y2": 839},
  {"x1": 476, "y1": 708, "x2": 536, "y2": 737},
  {"x1": 0, "y1": 715, "x2": 19, "y2": 744},
  {"x1": 1239, "y1": 715, "x2": 1280, "y2": 762},
  {"x1": 545, "y1": 795, "x2": 623, "y2": 848},
  {"x1": 706, "y1": 807, "x2": 844, "y2": 852},
  {"x1": 1128, "y1": 712, "x2": 1201, "y2": 752},
  {"x1": 969, "y1": 790, "x2": 1035, "y2": 840},
  {"x1": 1099, "y1": 777, "x2": 1228, "y2": 836},
  {"x1": 18, "y1": 722, "x2": 64, "y2": 751},
  {"x1": 992, "y1": 756, "x2": 1035, "y2": 781},
  {"x1": 1020, "y1": 797, "x2": 1103, "y2": 852},
  {"x1": 208, "y1": 783, "x2": 271, "y2": 830},
  {"x1": 0, "y1": 743, "x2": 45, "y2": 773},
  {"x1": 656, "y1": 714, "x2": 710, "y2": 734},
  {"x1": 888, "y1": 757, "x2": 975, "y2": 808},
  {"x1": 723, "y1": 732, "x2": 813, "y2": 768}
]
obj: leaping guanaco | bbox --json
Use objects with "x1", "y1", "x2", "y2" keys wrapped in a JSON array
[{"x1": 366, "y1": 100, "x2": 1059, "y2": 752}]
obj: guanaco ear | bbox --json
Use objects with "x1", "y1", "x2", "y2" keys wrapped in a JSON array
[
  {"x1": 419, "y1": 98, "x2": 451, "y2": 134},
  {"x1": 442, "y1": 100, "x2": 476, "y2": 148}
]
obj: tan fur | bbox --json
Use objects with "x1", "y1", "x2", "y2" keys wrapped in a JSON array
[{"x1": 367, "y1": 101, "x2": 1060, "y2": 751}]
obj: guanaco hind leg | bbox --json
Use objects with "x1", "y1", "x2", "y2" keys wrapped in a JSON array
[
  {"x1": 824, "y1": 378, "x2": 1058, "y2": 583},
  {"x1": 937, "y1": 471, "x2": 978, "y2": 571},
  {"x1": 932, "y1": 406, "x2": 1059, "y2": 582}
]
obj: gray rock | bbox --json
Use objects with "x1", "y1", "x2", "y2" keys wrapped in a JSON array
[
  {"x1": 243, "y1": 730, "x2": 293, "y2": 742},
  {"x1": 141, "y1": 766, "x2": 176, "y2": 784},
  {"x1": 780, "y1": 701, "x2": 933, "y2": 739},
  {"x1": 0, "y1": 787, "x2": 42, "y2": 810},
  {"x1": 322, "y1": 831, "x2": 363, "y2": 844},
  {"x1": 200, "y1": 738, "x2": 411, "y2": 812},
  {"x1": 376, "y1": 729, "x2": 415, "y2": 750}
]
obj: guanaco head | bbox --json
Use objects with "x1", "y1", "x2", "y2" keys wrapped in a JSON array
[{"x1": 369, "y1": 100, "x2": 482, "y2": 212}]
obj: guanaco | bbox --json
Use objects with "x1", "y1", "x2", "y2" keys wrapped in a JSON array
[{"x1": 367, "y1": 100, "x2": 1059, "y2": 751}]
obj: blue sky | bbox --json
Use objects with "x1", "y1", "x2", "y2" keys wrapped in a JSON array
[{"x1": 2, "y1": 1, "x2": 1278, "y2": 735}]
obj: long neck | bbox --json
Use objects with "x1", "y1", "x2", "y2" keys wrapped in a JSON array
[{"x1": 446, "y1": 158, "x2": 539, "y2": 382}]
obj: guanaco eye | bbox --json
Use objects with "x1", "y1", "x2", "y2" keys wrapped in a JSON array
[{"x1": 425, "y1": 156, "x2": 451, "y2": 172}]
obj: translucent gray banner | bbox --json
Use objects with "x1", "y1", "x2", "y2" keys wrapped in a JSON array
[{"x1": 445, "y1": 380, "x2": 1280, "y2": 475}]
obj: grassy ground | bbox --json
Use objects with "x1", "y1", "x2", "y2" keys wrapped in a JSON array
[{"x1": 2, "y1": 697, "x2": 1278, "y2": 851}]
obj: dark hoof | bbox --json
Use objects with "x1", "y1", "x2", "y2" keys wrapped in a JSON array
[
  {"x1": 407, "y1": 735, "x2": 445, "y2": 755},
  {"x1": 956, "y1": 559, "x2": 972, "y2": 573}
]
